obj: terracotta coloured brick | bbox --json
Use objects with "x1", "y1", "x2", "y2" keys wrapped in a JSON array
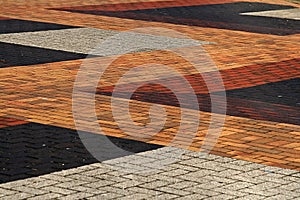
[{"x1": 0, "y1": 0, "x2": 299, "y2": 172}]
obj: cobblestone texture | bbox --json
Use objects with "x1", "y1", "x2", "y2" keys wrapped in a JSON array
[{"x1": 0, "y1": 147, "x2": 299, "y2": 199}]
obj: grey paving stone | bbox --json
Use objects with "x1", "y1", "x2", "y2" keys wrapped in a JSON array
[
  {"x1": 99, "y1": 186, "x2": 135, "y2": 196},
  {"x1": 168, "y1": 181, "x2": 198, "y2": 189},
  {"x1": 41, "y1": 174, "x2": 73, "y2": 182},
  {"x1": 221, "y1": 181, "x2": 254, "y2": 190},
  {"x1": 26, "y1": 179, "x2": 59, "y2": 189},
  {"x1": 201, "y1": 175, "x2": 237, "y2": 184},
  {"x1": 264, "y1": 194, "x2": 295, "y2": 200},
  {"x1": 195, "y1": 181, "x2": 225, "y2": 190},
  {"x1": 40, "y1": 186, "x2": 76, "y2": 195},
  {"x1": 183, "y1": 186, "x2": 221, "y2": 196},
  {"x1": 174, "y1": 193, "x2": 208, "y2": 199},
  {"x1": 2, "y1": 192, "x2": 34, "y2": 200},
  {"x1": 177, "y1": 169, "x2": 216, "y2": 181},
  {"x1": 127, "y1": 187, "x2": 163, "y2": 196},
  {"x1": 80, "y1": 168, "x2": 112, "y2": 177},
  {"x1": 122, "y1": 174, "x2": 157, "y2": 182},
  {"x1": 13, "y1": 186, "x2": 47, "y2": 195},
  {"x1": 82, "y1": 180, "x2": 115, "y2": 188},
  {"x1": 148, "y1": 173, "x2": 181, "y2": 182},
  {"x1": 52, "y1": 168, "x2": 87, "y2": 176},
  {"x1": 159, "y1": 169, "x2": 190, "y2": 177},
  {"x1": 210, "y1": 194, "x2": 236, "y2": 200},
  {"x1": 229, "y1": 174, "x2": 264, "y2": 184},
  {"x1": 156, "y1": 186, "x2": 192, "y2": 196},
  {"x1": 216, "y1": 169, "x2": 245, "y2": 177},
  {"x1": 213, "y1": 187, "x2": 248, "y2": 197},
  {"x1": 0, "y1": 146, "x2": 298, "y2": 199},
  {"x1": 241, "y1": 8, "x2": 300, "y2": 20},
  {"x1": 170, "y1": 164, "x2": 200, "y2": 172},
  {"x1": 0, "y1": 28, "x2": 208, "y2": 56},
  {"x1": 0, "y1": 188, "x2": 18, "y2": 196},
  {"x1": 66, "y1": 174, "x2": 100, "y2": 182},
  {"x1": 191, "y1": 161, "x2": 227, "y2": 171},
  {"x1": 69, "y1": 186, "x2": 107, "y2": 195},
  {"x1": 247, "y1": 182, "x2": 281, "y2": 190},
  {"x1": 112, "y1": 180, "x2": 144, "y2": 189},
  {"x1": 54, "y1": 180, "x2": 90, "y2": 189},
  {"x1": 87, "y1": 192, "x2": 124, "y2": 199},
  {"x1": 148, "y1": 193, "x2": 179, "y2": 199},
  {"x1": 281, "y1": 175, "x2": 300, "y2": 182},
  {"x1": 140, "y1": 180, "x2": 170, "y2": 189},
  {"x1": 265, "y1": 188, "x2": 299, "y2": 198},
  {"x1": 26, "y1": 193, "x2": 63, "y2": 200},
  {"x1": 239, "y1": 188, "x2": 279, "y2": 197},
  {"x1": 117, "y1": 193, "x2": 153, "y2": 200},
  {"x1": 60, "y1": 192, "x2": 95, "y2": 199},
  {"x1": 234, "y1": 194, "x2": 265, "y2": 200}
]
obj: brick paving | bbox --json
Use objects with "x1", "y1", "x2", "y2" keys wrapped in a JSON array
[
  {"x1": 0, "y1": 0, "x2": 299, "y2": 199},
  {"x1": 0, "y1": 148, "x2": 299, "y2": 199}
]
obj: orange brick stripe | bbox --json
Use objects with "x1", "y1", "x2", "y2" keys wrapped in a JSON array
[
  {"x1": 54, "y1": 0, "x2": 235, "y2": 12},
  {"x1": 0, "y1": 117, "x2": 28, "y2": 128},
  {"x1": 0, "y1": 17, "x2": 10, "y2": 20},
  {"x1": 97, "y1": 58, "x2": 300, "y2": 94}
]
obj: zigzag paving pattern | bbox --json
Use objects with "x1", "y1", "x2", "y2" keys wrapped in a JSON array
[{"x1": 0, "y1": 0, "x2": 299, "y2": 199}]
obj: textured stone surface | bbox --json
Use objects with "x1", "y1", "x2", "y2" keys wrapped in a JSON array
[{"x1": 0, "y1": 147, "x2": 299, "y2": 199}]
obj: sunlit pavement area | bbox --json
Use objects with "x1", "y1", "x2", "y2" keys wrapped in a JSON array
[{"x1": 0, "y1": 0, "x2": 299, "y2": 199}]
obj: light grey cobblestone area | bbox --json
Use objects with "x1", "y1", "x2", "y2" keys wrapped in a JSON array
[
  {"x1": 0, "y1": 28, "x2": 209, "y2": 55},
  {"x1": 0, "y1": 147, "x2": 299, "y2": 199}
]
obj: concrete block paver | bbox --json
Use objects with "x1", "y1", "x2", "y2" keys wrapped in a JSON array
[{"x1": 0, "y1": 147, "x2": 299, "y2": 198}]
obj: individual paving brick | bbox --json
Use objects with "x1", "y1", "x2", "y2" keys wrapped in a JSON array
[
  {"x1": 99, "y1": 186, "x2": 136, "y2": 196},
  {"x1": 211, "y1": 169, "x2": 243, "y2": 177},
  {"x1": 26, "y1": 193, "x2": 62, "y2": 200},
  {"x1": 221, "y1": 182, "x2": 255, "y2": 191},
  {"x1": 54, "y1": 180, "x2": 90, "y2": 189},
  {"x1": 195, "y1": 181, "x2": 225, "y2": 190},
  {"x1": 174, "y1": 194, "x2": 208, "y2": 200},
  {"x1": 147, "y1": 193, "x2": 179, "y2": 200},
  {"x1": 39, "y1": 186, "x2": 76, "y2": 195},
  {"x1": 183, "y1": 186, "x2": 221, "y2": 196},
  {"x1": 239, "y1": 187, "x2": 280, "y2": 197},
  {"x1": 2, "y1": 192, "x2": 34, "y2": 200},
  {"x1": 167, "y1": 180, "x2": 198, "y2": 189},
  {"x1": 201, "y1": 175, "x2": 237, "y2": 184},
  {"x1": 59, "y1": 192, "x2": 95, "y2": 199},
  {"x1": 117, "y1": 193, "x2": 153, "y2": 200},
  {"x1": 264, "y1": 188, "x2": 299, "y2": 198},
  {"x1": 112, "y1": 179, "x2": 147, "y2": 189},
  {"x1": 263, "y1": 194, "x2": 296, "y2": 200},
  {"x1": 276, "y1": 182, "x2": 300, "y2": 191},
  {"x1": 82, "y1": 180, "x2": 115, "y2": 188},
  {"x1": 13, "y1": 186, "x2": 48, "y2": 195},
  {"x1": 213, "y1": 188, "x2": 248, "y2": 198},
  {"x1": 0, "y1": 188, "x2": 18, "y2": 197},
  {"x1": 155, "y1": 186, "x2": 192, "y2": 196},
  {"x1": 87, "y1": 192, "x2": 124, "y2": 199},
  {"x1": 209, "y1": 194, "x2": 236, "y2": 200},
  {"x1": 158, "y1": 169, "x2": 190, "y2": 177},
  {"x1": 139, "y1": 180, "x2": 170, "y2": 190},
  {"x1": 69, "y1": 186, "x2": 107, "y2": 195},
  {"x1": 126, "y1": 187, "x2": 163, "y2": 196},
  {"x1": 234, "y1": 195, "x2": 265, "y2": 200}
]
